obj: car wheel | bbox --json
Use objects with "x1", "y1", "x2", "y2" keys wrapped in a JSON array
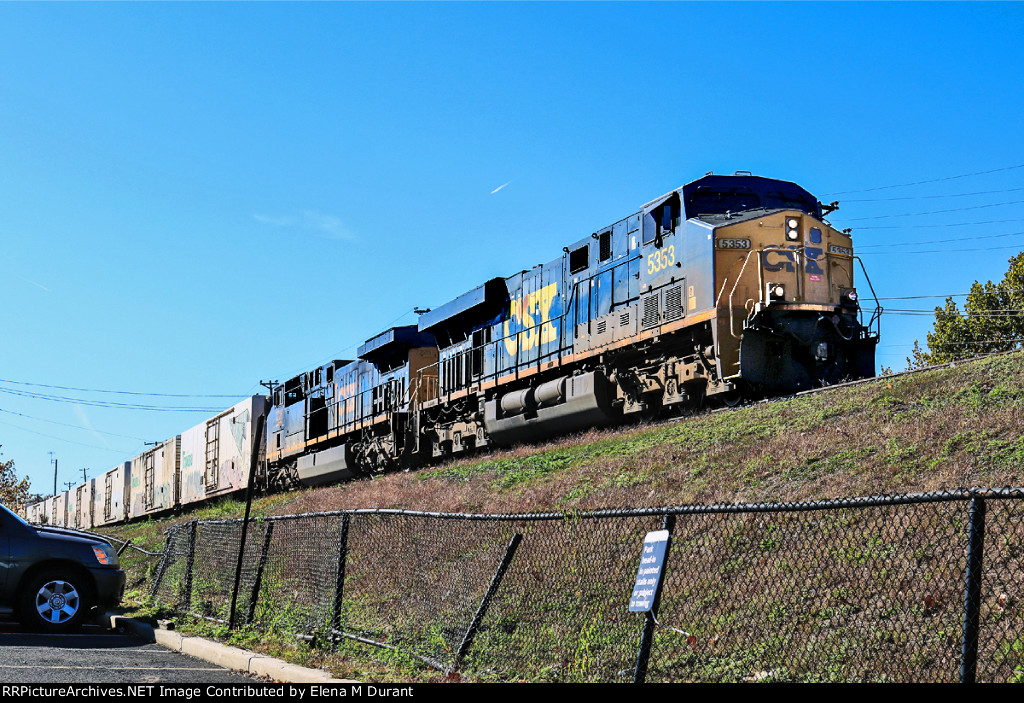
[{"x1": 19, "y1": 569, "x2": 93, "y2": 633}]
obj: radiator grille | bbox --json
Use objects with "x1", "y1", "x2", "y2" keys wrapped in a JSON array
[
  {"x1": 642, "y1": 294, "x2": 660, "y2": 329},
  {"x1": 664, "y1": 285, "x2": 684, "y2": 322}
]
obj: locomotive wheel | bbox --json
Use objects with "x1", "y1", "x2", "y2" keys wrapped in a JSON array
[
  {"x1": 722, "y1": 390, "x2": 745, "y2": 408},
  {"x1": 640, "y1": 398, "x2": 664, "y2": 422},
  {"x1": 817, "y1": 359, "x2": 846, "y2": 387}
]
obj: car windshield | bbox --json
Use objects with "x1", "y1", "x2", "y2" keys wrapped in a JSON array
[{"x1": 0, "y1": 503, "x2": 29, "y2": 526}]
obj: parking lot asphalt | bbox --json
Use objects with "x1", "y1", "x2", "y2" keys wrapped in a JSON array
[{"x1": 0, "y1": 621, "x2": 255, "y2": 683}]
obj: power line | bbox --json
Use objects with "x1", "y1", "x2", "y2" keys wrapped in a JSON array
[
  {"x1": 885, "y1": 310, "x2": 1024, "y2": 318},
  {"x1": 0, "y1": 407, "x2": 149, "y2": 441},
  {"x1": 843, "y1": 186, "x2": 1024, "y2": 203},
  {"x1": 887, "y1": 306, "x2": 1024, "y2": 313},
  {"x1": 876, "y1": 294, "x2": 969, "y2": 300},
  {"x1": 0, "y1": 416, "x2": 135, "y2": 454},
  {"x1": 821, "y1": 163, "x2": 1024, "y2": 197},
  {"x1": 860, "y1": 243, "x2": 1024, "y2": 255},
  {"x1": 0, "y1": 377, "x2": 242, "y2": 398},
  {"x1": 856, "y1": 217, "x2": 1024, "y2": 230},
  {"x1": 880, "y1": 338, "x2": 1024, "y2": 350},
  {"x1": 856, "y1": 230, "x2": 1024, "y2": 249},
  {"x1": 0, "y1": 386, "x2": 225, "y2": 412},
  {"x1": 925, "y1": 338, "x2": 1024, "y2": 347},
  {"x1": 845, "y1": 199, "x2": 1024, "y2": 221}
]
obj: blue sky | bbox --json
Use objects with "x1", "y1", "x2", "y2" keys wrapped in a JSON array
[{"x1": 2, "y1": 2, "x2": 1023, "y2": 495}]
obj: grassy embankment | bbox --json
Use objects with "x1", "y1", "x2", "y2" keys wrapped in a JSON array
[{"x1": 100, "y1": 351, "x2": 1024, "y2": 680}]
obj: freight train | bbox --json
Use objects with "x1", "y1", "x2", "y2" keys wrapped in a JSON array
[{"x1": 26, "y1": 172, "x2": 880, "y2": 527}]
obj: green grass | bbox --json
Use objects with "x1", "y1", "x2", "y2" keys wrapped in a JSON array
[{"x1": 98, "y1": 350, "x2": 1024, "y2": 682}]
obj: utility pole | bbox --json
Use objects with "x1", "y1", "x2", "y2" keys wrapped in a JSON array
[
  {"x1": 81, "y1": 468, "x2": 88, "y2": 484},
  {"x1": 49, "y1": 452, "x2": 57, "y2": 497},
  {"x1": 259, "y1": 380, "x2": 278, "y2": 394},
  {"x1": 63, "y1": 481, "x2": 74, "y2": 491}
]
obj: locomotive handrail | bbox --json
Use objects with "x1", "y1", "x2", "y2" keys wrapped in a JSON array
[
  {"x1": 726, "y1": 248, "x2": 759, "y2": 340},
  {"x1": 727, "y1": 245, "x2": 877, "y2": 344},
  {"x1": 853, "y1": 255, "x2": 883, "y2": 339}
]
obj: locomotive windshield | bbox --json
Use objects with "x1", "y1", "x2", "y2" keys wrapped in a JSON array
[
  {"x1": 682, "y1": 174, "x2": 822, "y2": 220},
  {"x1": 687, "y1": 187, "x2": 762, "y2": 215}
]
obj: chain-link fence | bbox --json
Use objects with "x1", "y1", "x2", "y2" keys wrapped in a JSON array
[
  {"x1": 82, "y1": 534, "x2": 165, "y2": 593},
  {"x1": 148, "y1": 489, "x2": 1024, "y2": 682}
]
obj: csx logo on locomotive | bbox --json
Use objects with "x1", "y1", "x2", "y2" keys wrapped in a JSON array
[
  {"x1": 763, "y1": 245, "x2": 825, "y2": 276},
  {"x1": 503, "y1": 282, "x2": 559, "y2": 355}
]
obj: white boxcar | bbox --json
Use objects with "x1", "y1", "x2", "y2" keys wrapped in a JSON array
[
  {"x1": 128, "y1": 436, "x2": 180, "y2": 519},
  {"x1": 25, "y1": 501, "x2": 44, "y2": 523},
  {"x1": 66, "y1": 487, "x2": 78, "y2": 529},
  {"x1": 180, "y1": 395, "x2": 267, "y2": 506},
  {"x1": 72, "y1": 481, "x2": 94, "y2": 529},
  {"x1": 93, "y1": 462, "x2": 131, "y2": 527},
  {"x1": 53, "y1": 492, "x2": 68, "y2": 527},
  {"x1": 41, "y1": 496, "x2": 56, "y2": 525}
]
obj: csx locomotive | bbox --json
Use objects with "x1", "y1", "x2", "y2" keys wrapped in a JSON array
[{"x1": 27, "y1": 172, "x2": 879, "y2": 527}]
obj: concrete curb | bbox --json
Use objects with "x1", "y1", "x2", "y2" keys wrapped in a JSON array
[{"x1": 106, "y1": 613, "x2": 352, "y2": 683}]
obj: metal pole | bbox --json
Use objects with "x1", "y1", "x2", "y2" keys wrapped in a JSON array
[
  {"x1": 182, "y1": 520, "x2": 198, "y2": 612},
  {"x1": 960, "y1": 496, "x2": 986, "y2": 684},
  {"x1": 246, "y1": 521, "x2": 275, "y2": 625},
  {"x1": 229, "y1": 414, "x2": 266, "y2": 630},
  {"x1": 331, "y1": 514, "x2": 351, "y2": 636},
  {"x1": 634, "y1": 513, "x2": 676, "y2": 684},
  {"x1": 455, "y1": 532, "x2": 523, "y2": 669},
  {"x1": 150, "y1": 531, "x2": 175, "y2": 598}
]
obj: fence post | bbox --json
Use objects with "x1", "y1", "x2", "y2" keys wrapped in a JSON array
[
  {"x1": 229, "y1": 414, "x2": 266, "y2": 630},
  {"x1": 150, "y1": 535, "x2": 172, "y2": 598},
  {"x1": 331, "y1": 514, "x2": 351, "y2": 638},
  {"x1": 454, "y1": 532, "x2": 523, "y2": 670},
  {"x1": 960, "y1": 495, "x2": 986, "y2": 683},
  {"x1": 633, "y1": 513, "x2": 676, "y2": 684},
  {"x1": 182, "y1": 519, "x2": 198, "y2": 612},
  {"x1": 246, "y1": 521, "x2": 275, "y2": 625}
]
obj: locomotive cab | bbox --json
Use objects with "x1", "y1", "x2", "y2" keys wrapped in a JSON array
[{"x1": 697, "y1": 174, "x2": 880, "y2": 393}]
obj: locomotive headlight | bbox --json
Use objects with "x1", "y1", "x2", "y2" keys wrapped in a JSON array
[
  {"x1": 768, "y1": 283, "x2": 785, "y2": 302},
  {"x1": 840, "y1": 288, "x2": 859, "y2": 307},
  {"x1": 785, "y1": 217, "x2": 800, "y2": 241}
]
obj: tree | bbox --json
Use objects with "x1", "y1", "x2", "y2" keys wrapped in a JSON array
[
  {"x1": 925, "y1": 252, "x2": 1024, "y2": 363},
  {"x1": 906, "y1": 340, "x2": 930, "y2": 370},
  {"x1": 0, "y1": 447, "x2": 31, "y2": 512}
]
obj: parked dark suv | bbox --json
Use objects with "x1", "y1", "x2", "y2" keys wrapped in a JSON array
[{"x1": 0, "y1": 504, "x2": 125, "y2": 632}]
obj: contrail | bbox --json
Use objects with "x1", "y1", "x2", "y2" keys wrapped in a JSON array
[
  {"x1": 74, "y1": 403, "x2": 111, "y2": 449},
  {"x1": 490, "y1": 181, "x2": 511, "y2": 195},
  {"x1": 19, "y1": 276, "x2": 50, "y2": 292}
]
